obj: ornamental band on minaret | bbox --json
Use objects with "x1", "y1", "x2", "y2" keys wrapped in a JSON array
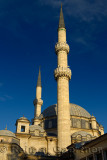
[{"x1": 54, "y1": 5, "x2": 72, "y2": 150}]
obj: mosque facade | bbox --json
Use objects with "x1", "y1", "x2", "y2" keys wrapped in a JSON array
[{"x1": 0, "y1": 5, "x2": 105, "y2": 160}]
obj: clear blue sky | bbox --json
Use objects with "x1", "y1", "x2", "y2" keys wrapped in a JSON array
[{"x1": 0, "y1": 0, "x2": 107, "y2": 133}]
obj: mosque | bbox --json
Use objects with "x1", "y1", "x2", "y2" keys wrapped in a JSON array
[{"x1": 0, "y1": 5, "x2": 106, "y2": 160}]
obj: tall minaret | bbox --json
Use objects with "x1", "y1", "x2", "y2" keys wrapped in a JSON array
[
  {"x1": 54, "y1": 5, "x2": 72, "y2": 150},
  {"x1": 33, "y1": 68, "x2": 43, "y2": 125}
]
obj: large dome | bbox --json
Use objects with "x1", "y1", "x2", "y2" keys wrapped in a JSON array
[{"x1": 42, "y1": 103, "x2": 91, "y2": 118}]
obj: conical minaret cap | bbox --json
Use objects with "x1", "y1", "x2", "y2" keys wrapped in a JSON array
[
  {"x1": 36, "y1": 67, "x2": 41, "y2": 87},
  {"x1": 58, "y1": 4, "x2": 65, "y2": 28}
]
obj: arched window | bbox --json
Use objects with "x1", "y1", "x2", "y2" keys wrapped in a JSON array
[
  {"x1": 86, "y1": 134, "x2": 92, "y2": 141},
  {"x1": 29, "y1": 147, "x2": 36, "y2": 155},
  {"x1": 21, "y1": 126, "x2": 25, "y2": 132},
  {"x1": 39, "y1": 147, "x2": 46, "y2": 154},
  {"x1": 48, "y1": 121, "x2": 52, "y2": 128},
  {"x1": 76, "y1": 134, "x2": 82, "y2": 142},
  {"x1": 77, "y1": 119, "x2": 81, "y2": 128},
  {"x1": 86, "y1": 121, "x2": 89, "y2": 129}
]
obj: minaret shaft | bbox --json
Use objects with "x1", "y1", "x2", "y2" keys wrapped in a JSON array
[
  {"x1": 57, "y1": 77, "x2": 71, "y2": 149},
  {"x1": 57, "y1": 51, "x2": 68, "y2": 67},
  {"x1": 36, "y1": 86, "x2": 42, "y2": 99},
  {"x1": 54, "y1": 5, "x2": 71, "y2": 150},
  {"x1": 58, "y1": 29, "x2": 66, "y2": 42}
]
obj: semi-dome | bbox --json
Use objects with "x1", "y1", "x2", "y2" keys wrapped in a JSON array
[
  {"x1": 42, "y1": 103, "x2": 91, "y2": 118},
  {"x1": 0, "y1": 130, "x2": 16, "y2": 137}
]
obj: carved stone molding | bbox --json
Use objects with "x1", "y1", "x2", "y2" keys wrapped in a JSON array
[
  {"x1": 0, "y1": 146, "x2": 7, "y2": 153},
  {"x1": 55, "y1": 42, "x2": 70, "y2": 54},
  {"x1": 33, "y1": 99, "x2": 43, "y2": 105},
  {"x1": 54, "y1": 67, "x2": 71, "y2": 80}
]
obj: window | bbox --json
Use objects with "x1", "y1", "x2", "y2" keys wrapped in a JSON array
[
  {"x1": 89, "y1": 123, "x2": 92, "y2": 129},
  {"x1": 86, "y1": 121, "x2": 89, "y2": 129},
  {"x1": 21, "y1": 126, "x2": 25, "y2": 132},
  {"x1": 96, "y1": 153, "x2": 102, "y2": 160},
  {"x1": 72, "y1": 118, "x2": 77, "y2": 128},
  {"x1": 77, "y1": 119, "x2": 81, "y2": 128},
  {"x1": 39, "y1": 148, "x2": 46, "y2": 154},
  {"x1": 88, "y1": 155, "x2": 93, "y2": 160},
  {"x1": 48, "y1": 121, "x2": 52, "y2": 128},
  {"x1": 104, "y1": 150, "x2": 107, "y2": 160},
  {"x1": 76, "y1": 135, "x2": 82, "y2": 142},
  {"x1": 29, "y1": 147, "x2": 36, "y2": 155},
  {"x1": 81, "y1": 119, "x2": 86, "y2": 129},
  {"x1": 86, "y1": 134, "x2": 92, "y2": 141}
]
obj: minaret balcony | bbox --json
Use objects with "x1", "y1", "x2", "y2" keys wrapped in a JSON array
[
  {"x1": 55, "y1": 42, "x2": 70, "y2": 54},
  {"x1": 54, "y1": 67, "x2": 71, "y2": 80},
  {"x1": 33, "y1": 99, "x2": 43, "y2": 106}
]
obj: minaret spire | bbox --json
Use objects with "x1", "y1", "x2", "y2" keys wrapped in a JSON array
[
  {"x1": 58, "y1": 4, "x2": 65, "y2": 28},
  {"x1": 37, "y1": 67, "x2": 41, "y2": 87}
]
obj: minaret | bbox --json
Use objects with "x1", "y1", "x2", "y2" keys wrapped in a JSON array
[
  {"x1": 33, "y1": 68, "x2": 43, "y2": 125},
  {"x1": 54, "y1": 5, "x2": 72, "y2": 150}
]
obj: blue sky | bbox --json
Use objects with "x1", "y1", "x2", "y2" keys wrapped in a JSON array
[{"x1": 0, "y1": 0, "x2": 107, "y2": 133}]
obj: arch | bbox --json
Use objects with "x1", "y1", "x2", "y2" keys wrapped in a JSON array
[
  {"x1": 29, "y1": 147, "x2": 36, "y2": 155},
  {"x1": 86, "y1": 134, "x2": 92, "y2": 141},
  {"x1": 39, "y1": 147, "x2": 46, "y2": 153},
  {"x1": 71, "y1": 131, "x2": 93, "y2": 143},
  {"x1": 76, "y1": 134, "x2": 82, "y2": 142}
]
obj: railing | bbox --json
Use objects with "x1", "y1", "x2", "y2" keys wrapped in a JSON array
[
  {"x1": 55, "y1": 42, "x2": 70, "y2": 54},
  {"x1": 54, "y1": 67, "x2": 71, "y2": 80}
]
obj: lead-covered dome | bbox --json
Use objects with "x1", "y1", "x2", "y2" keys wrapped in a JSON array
[
  {"x1": 42, "y1": 103, "x2": 91, "y2": 118},
  {"x1": 0, "y1": 130, "x2": 16, "y2": 137}
]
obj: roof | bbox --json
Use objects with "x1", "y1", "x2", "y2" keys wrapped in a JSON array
[
  {"x1": 42, "y1": 103, "x2": 91, "y2": 118},
  {"x1": 37, "y1": 67, "x2": 41, "y2": 87},
  {"x1": 0, "y1": 130, "x2": 16, "y2": 137},
  {"x1": 17, "y1": 116, "x2": 30, "y2": 123},
  {"x1": 29, "y1": 125, "x2": 45, "y2": 133}
]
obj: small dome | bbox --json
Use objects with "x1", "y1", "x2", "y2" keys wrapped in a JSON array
[
  {"x1": 42, "y1": 103, "x2": 91, "y2": 118},
  {"x1": 0, "y1": 130, "x2": 16, "y2": 137},
  {"x1": 17, "y1": 116, "x2": 30, "y2": 123},
  {"x1": 19, "y1": 116, "x2": 28, "y2": 120}
]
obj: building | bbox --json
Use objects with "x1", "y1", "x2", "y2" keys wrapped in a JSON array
[
  {"x1": 0, "y1": 5, "x2": 105, "y2": 160},
  {"x1": 63, "y1": 133, "x2": 107, "y2": 160}
]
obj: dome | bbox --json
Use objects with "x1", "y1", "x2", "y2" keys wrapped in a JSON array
[
  {"x1": 0, "y1": 130, "x2": 16, "y2": 137},
  {"x1": 42, "y1": 103, "x2": 91, "y2": 118},
  {"x1": 17, "y1": 116, "x2": 30, "y2": 122}
]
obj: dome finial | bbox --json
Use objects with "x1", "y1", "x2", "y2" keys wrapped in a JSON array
[
  {"x1": 5, "y1": 124, "x2": 7, "y2": 130},
  {"x1": 58, "y1": 3, "x2": 65, "y2": 28}
]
